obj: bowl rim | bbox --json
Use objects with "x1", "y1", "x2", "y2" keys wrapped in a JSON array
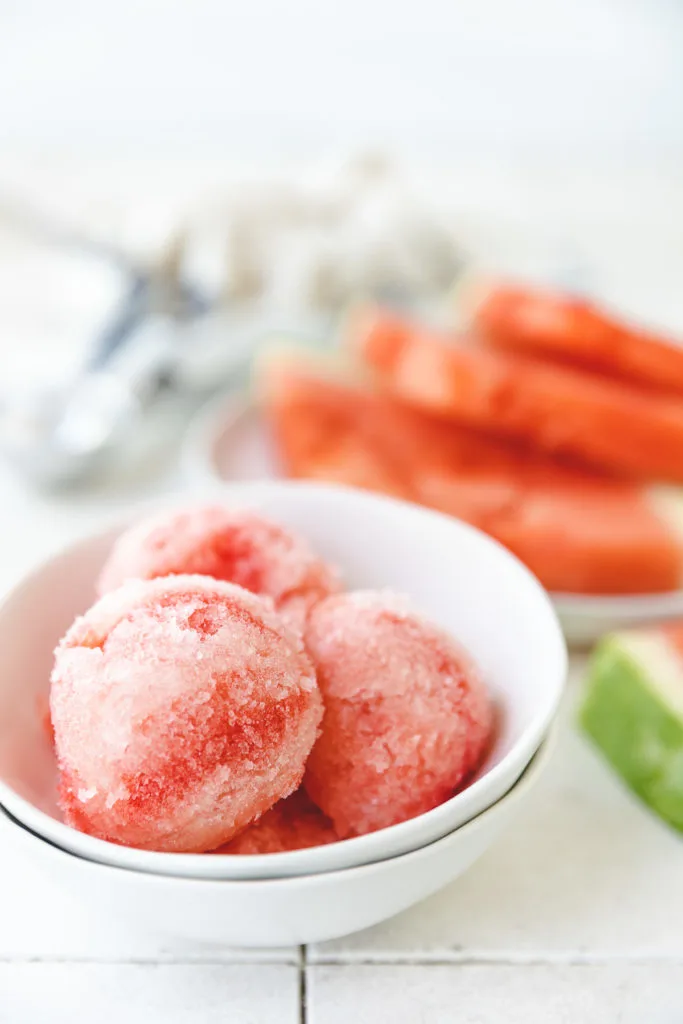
[
  {"x1": 183, "y1": 387, "x2": 683, "y2": 618},
  {"x1": 0, "y1": 728, "x2": 555, "y2": 888},
  {"x1": 0, "y1": 480, "x2": 567, "y2": 879}
]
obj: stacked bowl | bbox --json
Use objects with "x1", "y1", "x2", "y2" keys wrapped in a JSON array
[{"x1": 0, "y1": 484, "x2": 566, "y2": 946}]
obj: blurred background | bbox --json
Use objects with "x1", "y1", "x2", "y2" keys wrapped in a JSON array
[
  {"x1": 2, "y1": 0, "x2": 682, "y2": 161},
  {"x1": 1, "y1": 0, "x2": 683, "y2": 577}
]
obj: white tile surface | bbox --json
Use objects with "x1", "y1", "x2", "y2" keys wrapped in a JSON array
[
  {"x1": 307, "y1": 964, "x2": 683, "y2": 1024},
  {"x1": 310, "y1": 672, "x2": 683, "y2": 962},
  {"x1": 0, "y1": 964, "x2": 299, "y2": 1024}
]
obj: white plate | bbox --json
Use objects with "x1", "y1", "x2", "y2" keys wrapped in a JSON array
[
  {"x1": 183, "y1": 391, "x2": 683, "y2": 647},
  {"x1": 181, "y1": 388, "x2": 279, "y2": 485},
  {"x1": 551, "y1": 590, "x2": 683, "y2": 647},
  {"x1": 0, "y1": 482, "x2": 565, "y2": 879}
]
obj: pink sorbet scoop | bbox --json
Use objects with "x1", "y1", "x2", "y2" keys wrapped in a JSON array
[
  {"x1": 303, "y1": 590, "x2": 493, "y2": 837},
  {"x1": 216, "y1": 789, "x2": 337, "y2": 855},
  {"x1": 50, "y1": 575, "x2": 323, "y2": 852},
  {"x1": 97, "y1": 505, "x2": 340, "y2": 632}
]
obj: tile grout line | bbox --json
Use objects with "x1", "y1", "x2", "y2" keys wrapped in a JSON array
[
  {"x1": 299, "y1": 945, "x2": 308, "y2": 1024},
  {"x1": 0, "y1": 956, "x2": 301, "y2": 966},
  {"x1": 306, "y1": 953, "x2": 683, "y2": 968}
]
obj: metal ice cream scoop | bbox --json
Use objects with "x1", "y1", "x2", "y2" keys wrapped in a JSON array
[{"x1": 0, "y1": 222, "x2": 214, "y2": 488}]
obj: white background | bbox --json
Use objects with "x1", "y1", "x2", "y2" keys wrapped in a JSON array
[{"x1": 0, "y1": 0, "x2": 682, "y2": 164}]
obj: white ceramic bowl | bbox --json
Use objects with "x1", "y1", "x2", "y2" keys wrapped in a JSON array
[
  {"x1": 183, "y1": 391, "x2": 683, "y2": 648},
  {"x1": 0, "y1": 733, "x2": 553, "y2": 947},
  {"x1": 0, "y1": 482, "x2": 566, "y2": 878}
]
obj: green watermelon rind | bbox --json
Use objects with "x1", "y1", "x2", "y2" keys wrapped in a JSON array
[{"x1": 580, "y1": 635, "x2": 683, "y2": 832}]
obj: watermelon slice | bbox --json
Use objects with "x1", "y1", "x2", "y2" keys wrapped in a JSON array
[
  {"x1": 258, "y1": 351, "x2": 683, "y2": 595},
  {"x1": 348, "y1": 306, "x2": 683, "y2": 483},
  {"x1": 257, "y1": 348, "x2": 412, "y2": 499},
  {"x1": 581, "y1": 624, "x2": 683, "y2": 831},
  {"x1": 464, "y1": 278, "x2": 683, "y2": 397}
]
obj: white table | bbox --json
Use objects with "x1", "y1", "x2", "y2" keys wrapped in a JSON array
[{"x1": 1, "y1": 160, "x2": 682, "y2": 1022}]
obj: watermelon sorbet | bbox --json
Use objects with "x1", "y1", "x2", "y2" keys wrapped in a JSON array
[
  {"x1": 217, "y1": 788, "x2": 337, "y2": 855},
  {"x1": 50, "y1": 575, "x2": 323, "y2": 852},
  {"x1": 97, "y1": 505, "x2": 340, "y2": 632},
  {"x1": 303, "y1": 590, "x2": 493, "y2": 838}
]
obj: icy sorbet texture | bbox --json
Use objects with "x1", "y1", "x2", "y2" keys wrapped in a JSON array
[
  {"x1": 217, "y1": 788, "x2": 337, "y2": 855},
  {"x1": 50, "y1": 575, "x2": 323, "y2": 852},
  {"x1": 97, "y1": 506, "x2": 340, "y2": 632},
  {"x1": 304, "y1": 591, "x2": 493, "y2": 837},
  {"x1": 48, "y1": 502, "x2": 495, "y2": 856}
]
